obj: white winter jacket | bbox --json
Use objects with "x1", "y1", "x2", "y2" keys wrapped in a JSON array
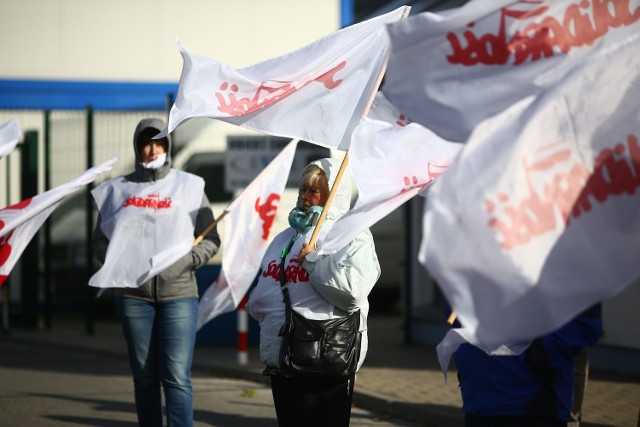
[{"x1": 246, "y1": 158, "x2": 381, "y2": 370}]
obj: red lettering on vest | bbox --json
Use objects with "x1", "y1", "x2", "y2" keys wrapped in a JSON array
[
  {"x1": 123, "y1": 193, "x2": 172, "y2": 209},
  {"x1": 486, "y1": 134, "x2": 640, "y2": 248},
  {"x1": 447, "y1": 0, "x2": 640, "y2": 66},
  {"x1": 262, "y1": 258, "x2": 310, "y2": 284}
]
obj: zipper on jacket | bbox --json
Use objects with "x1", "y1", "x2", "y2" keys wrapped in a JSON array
[{"x1": 152, "y1": 276, "x2": 158, "y2": 302}]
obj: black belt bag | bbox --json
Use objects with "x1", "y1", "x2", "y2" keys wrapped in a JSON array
[{"x1": 277, "y1": 238, "x2": 361, "y2": 377}]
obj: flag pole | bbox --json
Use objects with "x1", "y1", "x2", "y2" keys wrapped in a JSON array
[
  {"x1": 447, "y1": 311, "x2": 457, "y2": 325},
  {"x1": 193, "y1": 210, "x2": 228, "y2": 246},
  {"x1": 308, "y1": 5, "x2": 411, "y2": 250}
]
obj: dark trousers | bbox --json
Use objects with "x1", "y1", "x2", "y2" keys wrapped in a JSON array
[
  {"x1": 465, "y1": 415, "x2": 566, "y2": 427},
  {"x1": 270, "y1": 373, "x2": 355, "y2": 427}
]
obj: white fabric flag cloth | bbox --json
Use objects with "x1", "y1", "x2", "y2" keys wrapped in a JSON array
[
  {"x1": 421, "y1": 39, "x2": 640, "y2": 356},
  {"x1": 436, "y1": 327, "x2": 529, "y2": 382},
  {"x1": 383, "y1": 0, "x2": 640, "y2": 141},
  {"x1": 0, "y1": 119, "x2": 21, "y2": 158},
  {"x1": 318, "y1": 116, "x2": 462, "y2": 255},
  {"x1": 367, "y1": 91, "x2": 412, "y2": 127},
  {"x1": 0, "y1": 158, "x2": 116, "y2": 285},
  {"x1": 158, "y1": 6, "x2": 407, "y2": 151},
  {"x1": 197, "y1": 139, "x2": 298, "y2": 330}
]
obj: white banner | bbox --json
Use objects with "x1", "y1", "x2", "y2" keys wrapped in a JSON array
[
  {"x1": 367, "y1": 92, "x2": 411, "y2": 127},
  {"x1": 0, "y1": 119, "x2": 21, "y2": 159},
  {"x1": 197, "y1": 139, "x2": 298, "y2": 330},
  {"x1": 159, "y1": 6, "x2": 407, "y2": 150},
  {"x1": 0, "y1": 158, "x2": 116, "y2": 285},
  {"x1": 319, "y1": 117, "x2": 462, "y2": 255},
  {"x1": 420, "y1": 39, "x2": 640, "y2": 352},
  {"x1": 383, "y1": 0, "x2": 640, "y2": 141}
]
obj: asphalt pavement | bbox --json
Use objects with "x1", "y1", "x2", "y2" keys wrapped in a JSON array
[
  {"x1": 2, "y1": 314, "x2": 639, "y2": 427},
  {"x1": 0, "y1": 334, "x2": 424, "y2": 426}
]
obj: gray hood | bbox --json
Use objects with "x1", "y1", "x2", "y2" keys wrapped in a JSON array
[
  {"x1": 128, "y1": 117, "x2": 172, "y2": 182},
  {"x1": 133, "y1": 117, "x2": 172, "y2": 164}
]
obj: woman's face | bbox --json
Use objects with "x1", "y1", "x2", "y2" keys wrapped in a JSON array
[
  {"x1": 299, "y1": 183, "x2": 328, "y2": 211},
  {"x1": 140, "y1": 139, "x2": 167, "y2": 163}
]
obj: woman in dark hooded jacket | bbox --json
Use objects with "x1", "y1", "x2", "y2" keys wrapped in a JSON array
[{"x1": 91, "y1": 118, "x2": 220, "y2": 427}]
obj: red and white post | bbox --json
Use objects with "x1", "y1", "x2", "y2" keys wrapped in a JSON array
[{"x1": 237, "y1": 294, "x2": 248, "y2": 365}]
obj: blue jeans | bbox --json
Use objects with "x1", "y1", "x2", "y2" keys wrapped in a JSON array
[{"x1": 116, "y1": 297, "x2": 198, "y2": 427}]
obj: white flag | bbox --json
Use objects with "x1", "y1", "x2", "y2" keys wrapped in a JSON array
[
  {"x1": 159, "y1": 6, "x2": 407, "y2": 151},
  {"x1": 0, "y1": 119, "x2": 21, "y2": 158},
  {"x1": 197, "y1": 139, "x2": 298, "y2": 330},
  {"x1": 436, "y1": 327, "x2": 529, "y2": 382},
  {"x1": 318, "y1": 117, "x2": 462, "y2": 255},
  {"x1": 367, "y1": 92, "x2": 411, "y2": 127},
  {"x1": 0, "y1": 158, "x2": 116, "y2": 285},
  {"x1": 420, "y1": 39, "x2": 640, "y2": 352},
  {"x1": 383, "y1": 0, "x2": 640, "y2": 141}
]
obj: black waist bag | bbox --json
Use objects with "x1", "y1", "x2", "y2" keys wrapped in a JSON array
[
  {"x1": 279, "y1": 307, "x2": 361, "y2": 377},
  {"x1": 276, "y1": 237, "x2": 361, "y2": 377}
]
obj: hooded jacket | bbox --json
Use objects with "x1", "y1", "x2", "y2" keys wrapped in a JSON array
[
  {"x1": 91, "y1": 118, "x2": 221, "y2": 301},
  {"x1": 247, "y1": 158, "x2": 381, "y2": 370}
]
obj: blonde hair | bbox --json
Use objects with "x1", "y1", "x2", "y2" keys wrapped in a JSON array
[{"x1": 300, "y1": 164, "x2": 329, "y2": 196}]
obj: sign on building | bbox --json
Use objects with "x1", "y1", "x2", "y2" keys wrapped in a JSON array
[{"x1": 225, "y1": 135, "x2": 329, "y2": 192}]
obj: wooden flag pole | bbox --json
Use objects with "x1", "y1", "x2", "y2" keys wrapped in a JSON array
[
  {"x1": 308, "y1": 5, "x2": 411, "y2": 250},
  {"x1": 447, "y1": 311, "x2": 457, "y2": 325},
  {"x1": 193, "y1": 210, "x2": 228, "y2": 246}
]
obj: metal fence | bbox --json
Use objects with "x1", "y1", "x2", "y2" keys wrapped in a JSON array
[
  {"x1": 1, "y1": 105, "x2": 405, "y2": 333},
  {"x1": 1, "y1": 107, "x2": 167, "y2": 331}
]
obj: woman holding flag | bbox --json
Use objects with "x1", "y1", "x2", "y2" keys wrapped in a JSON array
[
  {"x1": 91, "y1": 118, "x2": 220, "y2": 427},
  {"x1": 247, "y1": 158, "x2": 380, "y2": 427}
]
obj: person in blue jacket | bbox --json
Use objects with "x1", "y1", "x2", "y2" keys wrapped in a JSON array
[{"x1": 447, "y1": 304, "x2": 602, "y2": 427}]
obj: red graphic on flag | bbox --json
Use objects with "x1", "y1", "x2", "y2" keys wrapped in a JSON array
[
  {"x1": 396, "y1": 114, "x2": 411, "y2": 127},
  {"x1": 446, "y1": 0, "x2": 640, "y2": 66},
  {"x1": 216, "y1": 61, "x2": 347, "y2": 116},
  {"x1": 255, "y1": 193, "x2": 280, "y2": 240},
  {"x1": 0, "y1": 197, "x2": 33, "y2": 286},
  {"x1": 400, "y1": 175, "x2": 426, "y2": 194},
  {"x1": 427, "y1": 162, "x2": 449, "y2": 181},
  {"x1": 486, "y1": 134, "x2": 640, "y2": 249}
]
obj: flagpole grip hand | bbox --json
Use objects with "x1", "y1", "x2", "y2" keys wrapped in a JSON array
[{"x1": 297, "y1": 242, "x2": 316, "y2": 264}]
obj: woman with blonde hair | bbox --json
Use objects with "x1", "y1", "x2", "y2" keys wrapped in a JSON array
[{"x1": 247, "y1": 158, "x2": 380, "y2": 427}]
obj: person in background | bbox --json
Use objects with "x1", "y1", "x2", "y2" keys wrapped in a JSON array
[
  {"x1": 91, "y1": 118, "x2": 220, "y2": 427},
  {"x1": 247, "y1": 158, "x2": 381, "y2": 427},
  {"x1": 447, "y1": 304, "x2": 602, "y2": 427}
]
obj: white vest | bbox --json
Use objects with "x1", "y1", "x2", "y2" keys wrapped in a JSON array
[{"x1": 89, "y1": 170, "x2": 204, "y2": 288}]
